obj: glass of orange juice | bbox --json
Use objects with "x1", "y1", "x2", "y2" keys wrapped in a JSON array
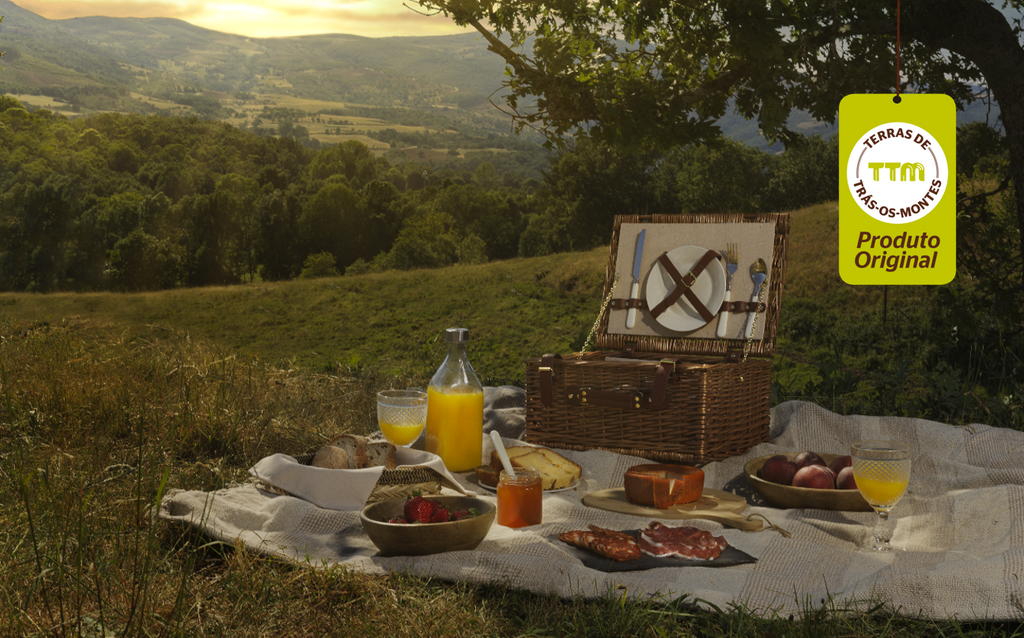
[
  {"x1": 851, "y1": 440, "x2": 911, "y2": 551},
  {"x1": 377, "y1": 390, "x2": 428, "y2": 447}
]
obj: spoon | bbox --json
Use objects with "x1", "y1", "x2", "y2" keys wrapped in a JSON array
[
  {"x1": 744, "y1": 258, "x2": 768, "y2": 339},
  {"x1": 490, "y1": 430, "x2": 516, "y2": 478}
]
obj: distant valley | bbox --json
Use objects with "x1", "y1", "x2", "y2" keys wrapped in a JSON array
[{"x1": 0, "y1": 0, "x2": 1001, "y2": 156}]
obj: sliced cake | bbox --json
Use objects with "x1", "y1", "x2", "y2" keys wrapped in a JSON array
[{"x1": 488, "y1": 446, "x2": 582, "y2": 490}]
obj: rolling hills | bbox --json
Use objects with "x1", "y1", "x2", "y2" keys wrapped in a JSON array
[
  {"x1": 0, "y1": 0, "x2": 524, "y2": 146},
  {"x1": 0, "y1": 0, "x2": 1003, "y2": 153},
  {"x1": 0, "y1": 0, "x2": 837, "y2": 152}
]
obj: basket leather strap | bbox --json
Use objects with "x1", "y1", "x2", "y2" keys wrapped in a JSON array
[
  {"x1": 649, "y1": 250, "x2": 719, "y2": 323},
  {"x1": 610, "y1": 299, "x2": 764, "y2": 313},
  {"x1": 721, "y1": 300, "x2": 766, "y2": 314},
  {"x1": 538, "y1": 353, "x2": 561, "y2": 407},
  {"x1": 609, "y1": 298, "x2": 645, "y2": 310},
  {"x1": 565, "y1": 359, "x2": 675, "y2": 411}
]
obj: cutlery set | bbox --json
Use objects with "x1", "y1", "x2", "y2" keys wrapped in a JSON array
[{"x1": 626, "y1": 233, "x2": 767, "y2": 339}]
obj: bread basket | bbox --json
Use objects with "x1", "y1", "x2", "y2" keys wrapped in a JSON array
[{"x1": 255, "y1": 452, "x2": 442, "y2": 503}]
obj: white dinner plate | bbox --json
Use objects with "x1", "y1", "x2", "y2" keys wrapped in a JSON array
[{"x1": 645, "y1": 245, "x2": 726, "y2": 332}]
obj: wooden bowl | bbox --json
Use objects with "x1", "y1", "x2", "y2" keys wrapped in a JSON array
[
  {"x1": 360, "y1": 495, "x2": 495, "y2": 556},
  {"x1": 744, "y1": 454, "x2": 873, "y2": 511}
]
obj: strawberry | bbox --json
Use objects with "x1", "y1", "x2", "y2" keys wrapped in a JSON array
[
  {"x1": 388, "y1": 517, "x2": 408, "y2": 524},
  {"x1": 404, "y1": 496, "x2": 434, "y2": 524},
  {"x1": 429, "y1": 506, "x2": 450, "y2": 523}
]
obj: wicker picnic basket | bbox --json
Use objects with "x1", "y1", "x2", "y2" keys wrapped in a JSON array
[
  {"x1": 524, "y1": 212, "x2": 788, "y2": 465},
  {"x1": 256, "y1": 453, "x2": 443, "y2": 503}
]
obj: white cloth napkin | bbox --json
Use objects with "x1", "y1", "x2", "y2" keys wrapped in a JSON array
[{"x1": 248, "y1": 447, "x2": 470, "y2": 511}]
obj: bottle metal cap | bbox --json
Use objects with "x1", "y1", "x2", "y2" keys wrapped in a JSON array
[{"x1": 445, "y1": 327, "x2": 470, "y2": 343}]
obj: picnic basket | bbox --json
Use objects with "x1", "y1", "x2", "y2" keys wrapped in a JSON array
[
  {"x1": 255, "y1": 453, "x2": 443, "y2": 503},
  {"x1": 524, "y1": 212, "x2": 788, "y2": 465}
]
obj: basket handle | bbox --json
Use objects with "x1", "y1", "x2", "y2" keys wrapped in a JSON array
[
  {"x1": 538, "y1": 357, "x2": 675, "y2": 410},
  {"x1": 538, "y1": 353, "x2": 562, "y2": 407}
]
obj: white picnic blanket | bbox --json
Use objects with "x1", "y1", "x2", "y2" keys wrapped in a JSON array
[{"x1": 158, "y1": 389, "x2": 1024, "y2": 620}]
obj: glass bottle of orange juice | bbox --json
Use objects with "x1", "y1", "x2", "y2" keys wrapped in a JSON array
[{"x1": 425, "y1": 328, "x2": 484, "y2": 472}]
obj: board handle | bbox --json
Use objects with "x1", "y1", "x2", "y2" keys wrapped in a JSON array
[{"x1": 669, "y1": 510, "x2": 764, "y2": 531}]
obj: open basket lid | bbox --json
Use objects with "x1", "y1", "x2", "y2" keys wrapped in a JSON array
[{"x1": 596, "y1": 213, "x2": 789, "y2": 359}]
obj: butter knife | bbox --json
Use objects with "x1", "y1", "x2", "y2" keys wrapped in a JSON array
[{"x1": 626, "y1": 229, "x2": 646, "y2": 329}]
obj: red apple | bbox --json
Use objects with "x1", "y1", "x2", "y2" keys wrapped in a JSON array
[
  {"x1": 793, "y1": 451, "x2": 826, "y2": 469},
  {"x1": 760, "y1": 455, "x2": 799, "y2": 486},
  {"x1": 829, "y1": 455, "x2": 852, "y2": 475},
  {"x1": 836, "y1": 466, "x2": 858, "y2": 490},
  {"x1": 792, "y1": 465, "x2": 836, "y2": 489}
]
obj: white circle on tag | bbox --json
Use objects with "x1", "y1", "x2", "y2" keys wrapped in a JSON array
[{"x1": 845, "y1": 122, "x2": 949, "y2": 225}]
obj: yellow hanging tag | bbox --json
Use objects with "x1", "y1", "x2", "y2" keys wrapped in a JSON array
[{"x1": 838, "y1": 94, "x2": 956, "y2": 285}]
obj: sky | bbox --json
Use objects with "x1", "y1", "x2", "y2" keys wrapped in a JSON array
[{"x1": 15, "y1": 0, "x2": 476, "y2": 38}]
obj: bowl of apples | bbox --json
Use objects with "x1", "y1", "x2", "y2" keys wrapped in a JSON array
[{"x1": 743, "y1": 451, "x2": 872, "y2": 511}]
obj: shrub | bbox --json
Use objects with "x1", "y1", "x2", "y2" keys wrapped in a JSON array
[{"x1": 298, "y1": 251, "x2": 341, "y2": 279}]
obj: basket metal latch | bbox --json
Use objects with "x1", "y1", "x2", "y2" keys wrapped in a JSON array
[{"x1": 566, "y1": 386, "x2": 646, "y2": 410}]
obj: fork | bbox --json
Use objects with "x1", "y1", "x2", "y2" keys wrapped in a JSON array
[{"x1": 716, "y1": 243, "x2": 739, "y2": 338}]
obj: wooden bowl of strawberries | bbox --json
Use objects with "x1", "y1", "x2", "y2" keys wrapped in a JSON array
[{"x1": 360, "y1": 495, "x2": 495, "y2": 556}]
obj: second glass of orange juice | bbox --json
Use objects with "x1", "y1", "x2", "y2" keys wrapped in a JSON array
[{"x1": 851, "y1": 440, "x2": 911, "y2": 552}]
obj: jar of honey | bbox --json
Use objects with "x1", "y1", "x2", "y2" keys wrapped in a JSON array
[{"x1": 497, "y1": 468, "x2": 542, "y2": 528}]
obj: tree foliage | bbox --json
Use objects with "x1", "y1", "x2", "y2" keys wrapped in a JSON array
[
  {"x1": 0, "y1": 110, "x2": 559, "y2": 290},
  {"x1": 423, "y1": 0, "x2": 1024, "y2": 290},
  {"x1": 0, "y1": 108, "x2": 892, "y2": 292}
]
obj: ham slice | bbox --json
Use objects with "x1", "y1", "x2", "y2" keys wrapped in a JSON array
[{"x1": 637, "y1": 521, "x2": 728, "y2": 560}]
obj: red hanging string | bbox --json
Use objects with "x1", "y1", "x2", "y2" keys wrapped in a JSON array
[{"x1": 896, "y1": 0, "x2": 901, "y2": 100}]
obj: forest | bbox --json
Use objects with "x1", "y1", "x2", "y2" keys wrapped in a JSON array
[{"x1": 0, "y1": 99, "x2": 841, "y2": 293}]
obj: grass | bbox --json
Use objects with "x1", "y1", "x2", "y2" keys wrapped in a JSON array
[
  {"x1": 0, "y1": 248, "x2": 608, "y2": 386},
  {"x1": 1, "y1": 204, "x2": 1022, "y2": 636}
]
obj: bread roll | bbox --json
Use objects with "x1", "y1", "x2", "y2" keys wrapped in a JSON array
[
  {"x1": 329, "y1": 434, "x2": 369, "y2": 468},
  {"x1": 311, "y1": 445, "x2": 351, "y2": 469},
  {"x1": 366, "y1": 441, "x2": 397, "y2": 469}
]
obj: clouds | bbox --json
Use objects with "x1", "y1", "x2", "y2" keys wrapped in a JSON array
[{"x1": 17, "y1": 0, "x2": 473, "y2": 38}]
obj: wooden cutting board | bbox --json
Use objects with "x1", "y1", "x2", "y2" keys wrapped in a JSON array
[{"x1": 583, "y1": 488, "x2": 763, "y2": 531}]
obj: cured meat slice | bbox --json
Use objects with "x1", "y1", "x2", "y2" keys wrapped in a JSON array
[
  {"x1": 558, "y1": 525, "x2": 642, "y2": 561},
  {"x1": 637, "y1": 521, "x2": 728, "y2": 560}
]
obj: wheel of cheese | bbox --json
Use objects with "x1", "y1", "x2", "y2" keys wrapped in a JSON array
[{"x1": 623, "y1": 464, "x2": 705, "y2": 509}]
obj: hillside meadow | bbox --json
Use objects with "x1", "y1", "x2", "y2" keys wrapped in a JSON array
[
  {"x1": 1, "y1": 200, "x2": 1016, "y2": 424},
  {"x1": 2, "y1": 201, "x2": 1023, "y2": 636}
]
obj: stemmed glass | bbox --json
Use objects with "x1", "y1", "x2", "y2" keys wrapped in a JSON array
[
  {"x1": 377, "y1": 390, "x2": 428, "y2": 448},
  {"x1": 850, "y1": 440, "x2": 911, "y2": 552}
]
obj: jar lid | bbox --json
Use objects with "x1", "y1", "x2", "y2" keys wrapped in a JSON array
[
  {"x1": 445, "y1": 327, "x2": 469, "y2": 343},
  {"x1": 499, "y1": 467, "x2": 541, "y2": 484}
]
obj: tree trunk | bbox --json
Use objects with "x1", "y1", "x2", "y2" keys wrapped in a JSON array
[{"x1": 905, "y1": 0, "x2": 1024, "y2": 287}]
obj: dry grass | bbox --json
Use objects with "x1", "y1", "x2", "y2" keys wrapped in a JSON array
[{"x1": 2, "y1": 221, "x2": 1020, "y2": 636}]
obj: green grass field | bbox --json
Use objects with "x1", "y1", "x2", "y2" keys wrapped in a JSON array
[{"x1": 2, "y1": 202, "x2": 1022, "y2": 636}]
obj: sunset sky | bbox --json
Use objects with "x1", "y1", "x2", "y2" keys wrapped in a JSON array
[{"x1": 15, "y1": 0, "x2": 475, "y2": 38}]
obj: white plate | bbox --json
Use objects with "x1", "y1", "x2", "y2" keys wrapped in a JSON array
[
  {"x1": 645, "y1": 245, "x2": 726, "y2": 332},
  {"x1": 477, "y1": 479, "x2": 581, "y2": 494}
]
